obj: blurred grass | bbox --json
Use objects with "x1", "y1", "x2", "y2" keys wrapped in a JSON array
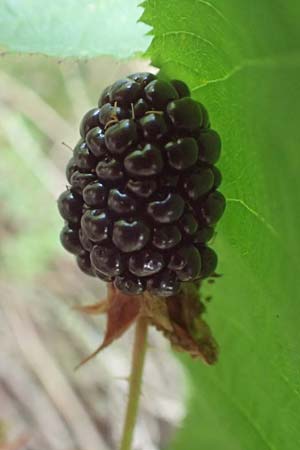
[
  {"x1": 0, "y1": 55, "x2": 151, "y2": 279},
  {"x1": 0, "y1": 55, "x2": 184, "y2": 450}
]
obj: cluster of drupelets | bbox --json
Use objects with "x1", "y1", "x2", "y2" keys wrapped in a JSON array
[{"x1": 58, "y1": 72, "x2": 225, "y2": 296}]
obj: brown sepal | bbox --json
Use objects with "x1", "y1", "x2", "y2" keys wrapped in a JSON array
[
  {"x1": 75, "y1": 282, "x2": 218, "y2": 368},
  {"x1": 143, "y1": 283, "x2": 218, "y2": 364},
  {"x1": 75, "y1": 284, "x2": 141, "y2": 369}
]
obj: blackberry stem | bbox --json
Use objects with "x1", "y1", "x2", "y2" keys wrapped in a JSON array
[{"x1": 120, "y1": 315, "x2": 148, "y2": 450}]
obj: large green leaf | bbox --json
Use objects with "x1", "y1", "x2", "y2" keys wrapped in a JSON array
[
  {"x1": 0, "y1": 0, "x2": 150, "y2": 58},
  {"x1": 141, "y1": 1, "x2": 300, "y2": 449}
]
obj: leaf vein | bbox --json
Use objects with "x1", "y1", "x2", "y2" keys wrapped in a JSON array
[
  {"x1": 161, "y1": 58, "x2": 203, "y2": 77},
  {"x1": 227, "y1": 198, "x2": 279, "y2": 238},
  {"x1": 193, "y1": 0, "x2": 229, "y2": 24},
  {"x1": 160, "y1": 30, "x2": 216, "y2": 50},
  {"x1": 191, "y1": 53, "x2": 300, "y2": 91}
]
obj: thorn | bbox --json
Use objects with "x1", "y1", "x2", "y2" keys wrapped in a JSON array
[{"x1": 61, "y1": 141, "x2": 73, "y2": 152}]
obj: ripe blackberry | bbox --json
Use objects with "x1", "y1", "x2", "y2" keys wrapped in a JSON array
[{"x1": 58, "y1": 72, "x2": 225, "y2": 297}]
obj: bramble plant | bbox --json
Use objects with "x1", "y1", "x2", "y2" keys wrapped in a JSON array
[
  {"x1": 58, "y1": 73, "x2": 225, "y2": 449},
  {"x1": 1, "y1": 0, "x2": 300, "y2": 449}
]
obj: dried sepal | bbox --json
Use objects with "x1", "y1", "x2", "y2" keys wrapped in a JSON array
[{"x1": 75, "y1": 282, "x2": 218, "y2": 368}]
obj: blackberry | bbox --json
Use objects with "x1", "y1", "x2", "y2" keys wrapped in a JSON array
[{"x1": 58, "y1": 72, "x2": 225, "y2": 296}]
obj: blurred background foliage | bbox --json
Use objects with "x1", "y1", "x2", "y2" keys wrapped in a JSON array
[{"x1": 0, "y1": 56, "x2": 186, "y2": 450}]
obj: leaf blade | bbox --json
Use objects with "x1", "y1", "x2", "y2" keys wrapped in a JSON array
[{"x1": 141, "y1": 1, "x2": 300, "y2": 449}]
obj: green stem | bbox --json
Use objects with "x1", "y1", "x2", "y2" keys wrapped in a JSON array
[{"x1": 120, "y1": 315, "x2": 148, "y2": 450}]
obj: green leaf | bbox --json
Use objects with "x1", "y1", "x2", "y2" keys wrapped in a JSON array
[
  {"x1": 0, "y1": 0, "x2": 150, "y2": 58},
  {"x1": 141, "y1": 1, "x2": 300, "y2": 449}
]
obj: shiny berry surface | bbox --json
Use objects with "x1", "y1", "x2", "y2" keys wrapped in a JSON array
[
  {"x1": 165, "y1": 137, "x2": 198, "y2": 170},
  {"x1": 108, "y1": 189, "x2": 138, "y2": 215},
  {"x1": 81, "y1": 209, "x2": 109, "y2": 242},
  {"x1": 126, "y1": 179, "x2": 157, "y2": 198},
  {"x1": 139, "y1": 113, "x2": 168, "y2": 141},
  {"x1": 147, "y1": 270, "x2": 180, "y2": 297},
  {"x1": 76, "y1": 252, "x2": 95, "y2": 277},
  {"x1": 147, "y1": 193, "x2": 185, "y2": 224},
  {"x1": 58, "y1": 72, "x2": 225, "y2": 295},
  {"x1": 109, "y1": 78, "x2": 141, "y2": 105},
  {"x1": 80, "y1": 108, "x2": 100, "y2": 138},
  {"x1": 133, "y1": 98, "x2": 149, "y2": 118},
  {"x1": 144, "y1": 79, "x2": 178, "y2": 109},
  {"x1": 82, "y1": 181, "x2": 107, "y2": 207},
  {"x1": 79, "y1": 228, "x2": 94, "y2": 252},
  {"x1": 57, "y1": 189, "x2": 82, "y2": 224},
  {"x1": 66, "y1": 157, "x2": 77, "y2": 183},
  {"x1": 124, "y1": 144, "x2": 163, "y2": 177},
  {"x1": 98, "y1": 103, "x2": 129, "y2": 127},
  {"x1": 171, "y1": 79, "x2": 191, "y2": 98},
  {"x1": 167, "y1": 97, "x2": 202, "y2": 131},
  {"x1": 91, "y1": 245, "x2": 124, "y2": 277},
  {"x1": 73, "y1": 140, "x2": 97, "y2": 170},
  {"x1": 112, "y1": 220, "x2": 150, "y2": 253},
  {"x1": 200, "y1": 191, "x2": 226, "y2": 226},
  {"x1": 168, "y1": 245, "x2": 202, "y2": 281},
  {"x1": 96, "y1": 157, "x2": 124, "y2": 183},
  {"x1": 60, "y1": 225, "x2": 82, "y2": 255},
  {"x1": 197, "y1": 129, "x2": 221, "y2": 164},
  {"x1": 179, "y1": 213, "x2": 198, "y2": 236},
  {"x1": 129, "y1": 250, "x2": 165, "y2": 277},
  {"x1": 86, "y1": 127, "x2": 107, "y2": 158},
  {"x1": 114, "y1": 275, "x2": 145, "y2": 295},
  {"x1": 198, "y1": 246, "x2": 218, "y2": 278},
  {"x1": 105, "y1": 119, "x2": 137, "y2": 154},
  {"x1": 98, "y1": 86, "x2": 111, "y2": 107},
  {"x1": 152, "y1": 225, "x2": 182, "y2": 250},
  {"x1": 128, "y1": 72, "x2": 156, "y2": 87},
  {"x1": 70, "y1": 171, "x2": 96, "y2": 194},
  {"x1": 193, "y1": 226, "x2": 214, "y2": 243}
]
